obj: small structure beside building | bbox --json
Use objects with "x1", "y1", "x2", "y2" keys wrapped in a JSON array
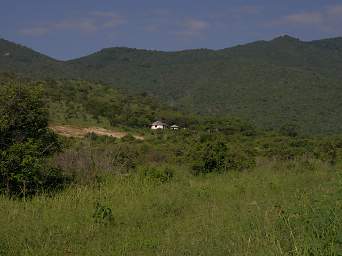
[
  {"x1": 151, "y1": 121, "x2": 168, "y2": 130},
  {"x1": 170, "y1": 125, "x2": 179, "y2": 130}
]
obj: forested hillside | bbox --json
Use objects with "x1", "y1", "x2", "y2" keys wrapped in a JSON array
[
  {"x1": 1, "y1": 35, "x2": 342, "y2": 133},
  {"x1": 0, "y1": 39, "x2": 68, "y2": 77},
  {"x1": 0, "y1": 73, "x2": 193, "y2": 129}
]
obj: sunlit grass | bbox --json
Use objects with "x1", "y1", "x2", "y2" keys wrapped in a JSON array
[{"x1": 1, "y1": 163, "x2": 341, "y2": 255}]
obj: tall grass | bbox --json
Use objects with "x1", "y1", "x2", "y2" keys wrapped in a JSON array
[{"x1": 0, "y1": 163, "x2": 341, "y2": 255}]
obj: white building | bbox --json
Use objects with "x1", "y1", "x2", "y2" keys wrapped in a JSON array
[
  {"x1": 170, "y1": 125, "x2": 179, "y2": 130},
  {"x1": 151, "y1": 121, "x2": 168, "y2": 130}
]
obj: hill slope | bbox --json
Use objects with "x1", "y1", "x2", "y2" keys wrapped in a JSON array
[
  {"x1": 1, "y1": 36, "x2": 342, "y2": 133},
  {"x1": 0, "y1": 39, "x2": 69, "y2": 77},
  {"x1": 0, "y1": 74, "x2": 194, "y2": 129}
]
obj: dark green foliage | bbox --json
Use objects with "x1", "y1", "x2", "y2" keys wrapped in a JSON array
[
  {"x1": 93, "y1": 202, "x2": 113, "y2": 225},
  {"x1": 138, "y1": 165, "x2": 174, "y2": 183},
  {"x1": 192, "y1": 140, "x2": 256, "y2": 175},
  {"x1": 40, "y1": 78, "x2": 193, "y2": 128},
  {"x1": 69, "y1": 45, "x2": 342, "y2": 133},
  {"x1": 0, "y1": 82, "x2": 60, "y2": 153},
  {"x1": 258, "y1": 137, "x2": 314, "y2": 161},
  {"x1": 225, "y1": 146, "x2": 256, "y2": 171},
  {"x1": 41, "y1": 167, "x2": 70, "y2": 192},
  {"x1": 0, "y1": 141, "x2": 44, "y2": 196},
  {"x1": 0, "y1": 75, "x2": 251, "y2": 132},
  {"x1": 2, "y1": 36, "x2": 342, "y2": 133},
  {"x1": 0, "y1": 82, "x2": 67, "y2": 196},
  {"x1": 256, "y1": 135, "x2": 342, "y2": 163},
  {"x1": 192, "y1": 141, "x2": 228, "y2": 175},
  {"x1": 0, "y1": 39, "x2": 68, "y2": 77},
  {"x1": 198, "y1": 117, "x2": 257, "y2": 136}
]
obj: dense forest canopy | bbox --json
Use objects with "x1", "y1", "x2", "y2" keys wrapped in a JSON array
[{"x1": 1, "y1": 36, "x2": 342, "y2": 133}]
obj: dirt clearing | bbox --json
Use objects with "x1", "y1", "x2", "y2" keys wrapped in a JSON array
[{"x1": 50, "y1": 125, "x2": 144, "y2": 140}]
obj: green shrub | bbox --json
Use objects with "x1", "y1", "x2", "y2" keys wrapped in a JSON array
[
  {"x1": 225, "y1": 147, "x2": 256, "y2": 171},
  {"x1": 314, "y1": 140, "x2": 338, "y2": 165},
  {"x1": 138, "y1": 165, "x2": 174, "y2": 183},
  {"x1": 121, "y1": 134, "x2": 136, "y2": 142},
  {"x1": 92, "y1": 202, "x2": 114, "y2": 225},
  {"x1": 191, "y1": 141, "x2": 255, "y2": 175},
  {"x1": 259, "y1": 137, "x2": 314, "y2": 161},
  {"x1": 0, "y1": 82, "x2": 67, "y2": 196},
  {"x1": 85, "y1": 132, "x2": 117, "y2": 143},
  {"x1": 195, "y1": 141, "x2": 228, "y2": 175},
  {"x1": 112, "y1": 144, "x2": 140, "y2": 173}
]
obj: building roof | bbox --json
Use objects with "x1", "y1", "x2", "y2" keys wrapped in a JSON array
[{"x1": 151, "y1": 121, "x2": 167, "y2": 126}]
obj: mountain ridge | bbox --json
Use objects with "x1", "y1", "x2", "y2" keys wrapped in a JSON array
[
  {"x1": 1, "y1": 35, "x2": 342, "y2": 134},
  {"x1": 2, "y1": 34, "x2": 342, "y2": 61}
]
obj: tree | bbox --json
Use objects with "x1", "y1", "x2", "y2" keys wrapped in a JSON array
[
  {"x1": 0, "y1": 81, "x2": 66, "y2": 197},
  {"x1": 192, "y1": 139, "x2": 256, "y2": 175},
  {"x1": 192, "y1": 141, "x2": 228, "y2": 175}
]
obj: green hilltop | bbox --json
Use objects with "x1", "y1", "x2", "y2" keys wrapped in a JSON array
[{"x1": 1, "y1": 35, "x2": 342, "y2": 134}]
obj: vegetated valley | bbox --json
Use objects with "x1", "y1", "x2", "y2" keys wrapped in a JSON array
[{"x1": 0, "y1": 36, "x2": 341, "y2": 256}]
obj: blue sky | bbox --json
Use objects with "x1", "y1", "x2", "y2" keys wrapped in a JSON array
[{"x1": 1, "y1": 0, "x2": 342, "y2": 60}]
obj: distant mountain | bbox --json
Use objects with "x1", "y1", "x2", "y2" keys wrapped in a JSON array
[
  {"x1": 1, "y1": 35, "x2": 342, "y2": 134},
  {"x1": 221, "y1": 35, "x2": 342, "y2": 78},
  {"x1": 0, "y1": 39, "x2": 69, "y2": 77}
]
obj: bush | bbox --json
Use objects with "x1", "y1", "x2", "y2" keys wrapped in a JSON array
[
  {"x1": 0, "y1": 82, "x2": 67, "y2": 196},
  {"x1": 195, "y1": 141, "x2": 228, "y2": 175},
  {"x1": 85, "y1": 132, "x2": 117, "y2": 143},
  {"x1": 225, "y1": 147, "x2": 256, "y2": 171},
  {"x1": 259, "y1": 137, "x2": 314, "y2": 161},
  {"x1": 138, "y1": 165, "x2": 174, "y2": 183},
  {"x1": 112, "y1": 144, "x2": 140, "y2": 173},
  {"x1": 121, "y1": 134, "x2": 136, "y2": 142},
  {"x1": 92, "y1": 202, "x2": 114, "y2": 225},
  {"x1": 191, "y1": 141, "x2": 255, "y2": 175},
  {"x1": 314, "y1": 140, "x2": 338, "y2": 165}
]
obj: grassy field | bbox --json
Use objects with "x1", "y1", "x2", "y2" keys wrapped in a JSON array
[{"x1": 1, "y1": 162, "x2": 341, "y2": 256}]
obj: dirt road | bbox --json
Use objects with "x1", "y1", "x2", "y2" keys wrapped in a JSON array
[{"x1": 50, "y1": 125, "x2": 144, "y2": 140}]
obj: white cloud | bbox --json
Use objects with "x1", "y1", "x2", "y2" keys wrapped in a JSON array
[
  {"x1": 284, "y1": 12, "x2": 323, "y2": 25},
  {"x1": 18, "y1": 12, "x2": 126, "y2": 37},
  {"x1": 54, "y1": 19, "x2": 98, "y2": 32},
  {"x1": 174, "y1": 18, "x2": 210, "y2": 38},
  {"x1": 186, "y1": 19, "x2": 210, "y2": 31},
  {"x1": 274, "y1": 4, "x2": 342, "y2": 34},
  {"x1": 91, "y1": 11, "x2": 126, "y2": 28}
]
